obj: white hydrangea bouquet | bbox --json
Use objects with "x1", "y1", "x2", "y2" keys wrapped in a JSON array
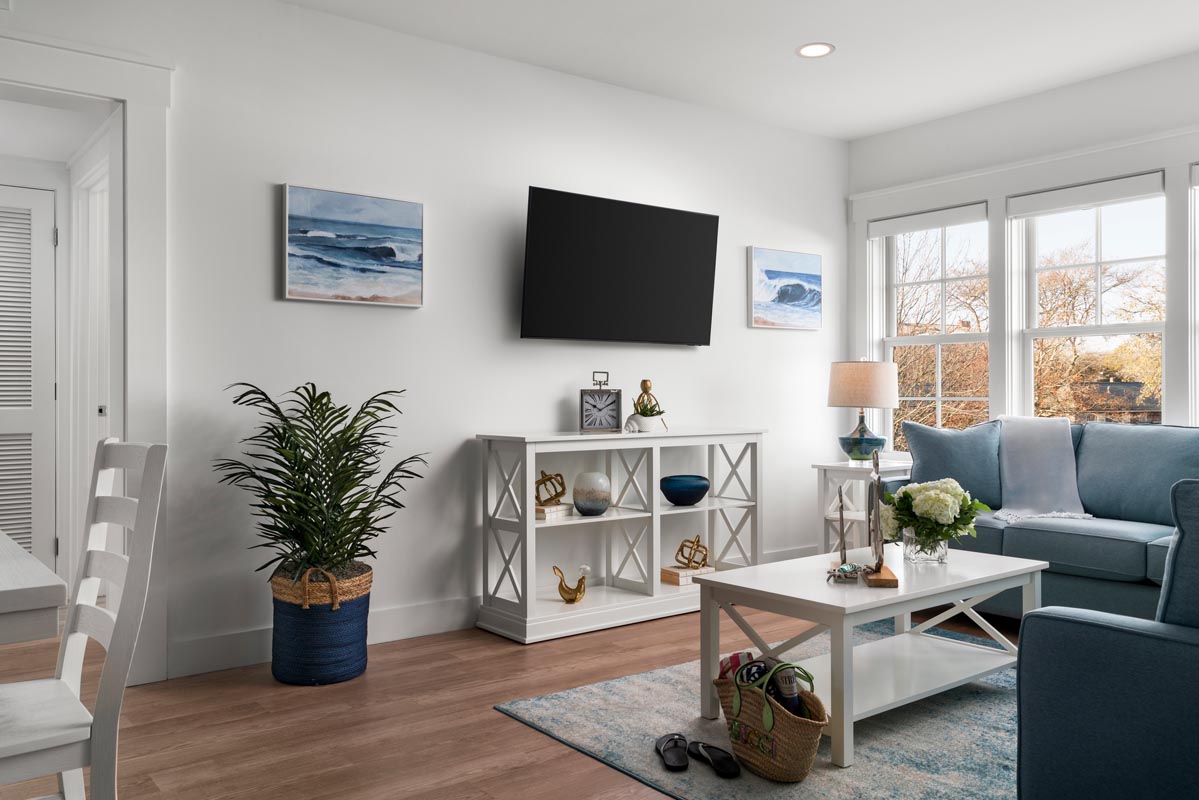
[{"x1": 880, "y1": 478, "x2": 990, "y2": 562}]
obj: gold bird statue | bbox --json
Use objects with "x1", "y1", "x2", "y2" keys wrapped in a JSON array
[{"x1": 553, "y1": 565, "x2": 588, "y2": 604}]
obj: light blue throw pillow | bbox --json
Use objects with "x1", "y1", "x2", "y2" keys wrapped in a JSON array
[{"x1": 902, "y1": 420, "x2": 1002, "y2": 509}]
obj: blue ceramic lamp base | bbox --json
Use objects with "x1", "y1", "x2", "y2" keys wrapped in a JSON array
[{"x1": 838, "y1": 410, "x2": 886, "y2": 461}]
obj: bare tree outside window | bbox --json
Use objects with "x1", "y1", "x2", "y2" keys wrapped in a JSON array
[
  {"x1": 880, "y1": 195, "x2": 1164, "y2": 452},
  {"x1": 888, "y1": 220, "x2": 989, "y2": 449},
  {"x1": 1031, "y1": 197, "x2": 1164, "y2": 424}
]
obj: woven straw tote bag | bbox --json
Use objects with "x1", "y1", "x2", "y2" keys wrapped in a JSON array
[{"x1": 715, "y1": 661, "x2": 828, "y2": 782}]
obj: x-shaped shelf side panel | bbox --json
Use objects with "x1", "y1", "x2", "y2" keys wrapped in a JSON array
[
  {"x1": 714, "y1": 443, "x2": 753, "y2": 501},
  {"x1": 488, "y1": 527, "x2": 523, "y2": 604},
  {"x1": 713, "y1": 507, "x2": 752, "y2": 567},
  {"x1": 610, "y1": 519, "x2": 652, "y2": 593},
  {"x1": 489, "y1": 448, "x2": 525, "y2": 521},
  {"x1": 613, "y1": 448, "x2": 650, "y2": 511}
]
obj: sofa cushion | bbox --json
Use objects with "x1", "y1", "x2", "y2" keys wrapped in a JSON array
[
  {"x1": 902, "y1": 420, "x2": 1002, "y2": 509},
  {"x1": 949, "y1": 510, "x2": 1006, "y2": 555},
  {"x1": 1147, "y1": 534, "x2": 1175, "y2": 586},
  {"x1": 1003, "y1": 516, "x2": 1174, "y2": 582},
  {"x1": 1075, "y1": 423, "x2": 1199, "y2": 526}
]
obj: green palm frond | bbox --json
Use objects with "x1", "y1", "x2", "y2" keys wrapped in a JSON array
[{"x1": 214, "y1": 382, "x2": 426, "y2": 579}]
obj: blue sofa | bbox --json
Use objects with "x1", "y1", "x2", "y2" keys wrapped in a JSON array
[
  {"x1": 1017, "y1": 479, "x2": 1199, "y2": 798},
  {"x1": 885, "y1": 421, "x2": 1199, "y2": 620}
]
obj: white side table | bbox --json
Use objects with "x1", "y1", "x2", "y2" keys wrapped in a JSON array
[{"x1": 813, "y1": 459, "x2": 911, "y2": 554}]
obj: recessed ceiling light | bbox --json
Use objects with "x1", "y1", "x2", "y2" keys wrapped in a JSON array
[{"x1": 796, "y1": 42, "x2": 835, "y2": 59}]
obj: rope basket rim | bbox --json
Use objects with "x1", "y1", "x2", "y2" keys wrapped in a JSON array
[{"x1": 270, "y1": 565, "x2": 373, "y2": 609}]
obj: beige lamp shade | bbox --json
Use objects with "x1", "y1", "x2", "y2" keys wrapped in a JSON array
[{"x1": 827, "y1": 361, "x2": 899, "y2": 409}]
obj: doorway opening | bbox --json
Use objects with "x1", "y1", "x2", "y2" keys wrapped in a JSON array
[{"x1": 0, "y1": 83, "x2": 125, "y2": 588}]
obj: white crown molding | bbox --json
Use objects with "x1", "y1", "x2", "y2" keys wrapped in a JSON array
[
  {"x1": 0, "y1": 29, "x2": 173, "y2": 71},
  {"x1": 849, "y1": 122, "x2": 1199, "y2": 203}
]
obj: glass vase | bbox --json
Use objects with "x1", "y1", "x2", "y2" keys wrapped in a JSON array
[{"x1": 902, "y1": 529, "x2": 949, "y2": 563}]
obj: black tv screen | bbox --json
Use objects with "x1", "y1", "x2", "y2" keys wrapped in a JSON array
[{"x1": 520, "y1": 187, "x2": 719, "y2": 346}]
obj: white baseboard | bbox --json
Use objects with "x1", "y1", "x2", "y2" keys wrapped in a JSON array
[
  {"x1": 765, "y1": 544, "x2": 820, "y2": 561},
  {"x1": 166, "y1": 594, "x2": 480, "y2": 679},
  {"x1": 166, "y1": 547, "x2": 821, "y2": 679}
]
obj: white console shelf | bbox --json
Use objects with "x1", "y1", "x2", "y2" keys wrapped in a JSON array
[{"x1": 475, "y1": 428, "x2": 765, "y2": 643}]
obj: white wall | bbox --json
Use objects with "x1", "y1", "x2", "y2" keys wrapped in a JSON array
[
  {"x1": 0, "y1": 1, "x2": 849, "y2": 676},
  {"x1": 850, "y1": 50, "x2": 1199, "y2": 194}
]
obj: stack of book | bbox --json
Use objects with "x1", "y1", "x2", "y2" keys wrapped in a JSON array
[
  {"x1": 535, "y1": 503, "x2": 574, "y2": 521},
  {"x1": 660, "y1": 565, "x2": 716, "y2": 585}
]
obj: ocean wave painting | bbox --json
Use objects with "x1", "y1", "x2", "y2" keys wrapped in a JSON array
[
  {"x1": 748, "y1": 246, "x2": 821, "y2": 330},
  {"x1": 285, "y1": 185, "x2": 423, "y2": 307}
]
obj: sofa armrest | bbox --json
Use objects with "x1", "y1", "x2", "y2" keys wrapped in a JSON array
[{"x1": 1018, "y1": 607, "x2": 1199, "y2": 799}]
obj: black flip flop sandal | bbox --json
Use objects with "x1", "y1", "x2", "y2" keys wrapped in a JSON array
[
  {"x1": 655, "y1": 733, "x2": 689, "y2": 772},
  {"x1": 687, "y1": 741, "x2": 741, "y2": 778}
]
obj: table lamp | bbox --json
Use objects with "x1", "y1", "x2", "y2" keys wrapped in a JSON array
[{"x1": 827, "y1": 360, "x2": 899, "y2": 460}]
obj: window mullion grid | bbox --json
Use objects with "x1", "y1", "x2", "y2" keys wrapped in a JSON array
[
  {"x1": 884, "y1": 332, "x2": 988, "y2": 346},
  {"x1": 934, "y1": 344, "x2": 943, "y2": 427},
  {"x1": 937, "y1": 226, "x2": 947, "y2": 427},
  {"x1": 1034, "y1": 253, "x2": 1165, "y2": 272},
  {"x1": 939, "y1": 226, "x2": 948, "y2": 337},
  {"x1": 1095, "y1": 206, "x2": 1104, "y2": 326},
  {"x1": 1027, "y1": 321, "x2": 1166, "y2": 340},
  {"x1": 886, "y1": 236, "x2": 897, "y2": 337},
  {"x1": 887, "y1": 223, "x2": 992, "y2": 438}
]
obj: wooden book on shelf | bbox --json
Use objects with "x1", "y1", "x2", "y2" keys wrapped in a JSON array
[
  {"x1": 535, "y1": 503, "x2": 574, "y2": 520},
  {"x1": 661, "y1": 565, "x2": 716, "y2": 585}
]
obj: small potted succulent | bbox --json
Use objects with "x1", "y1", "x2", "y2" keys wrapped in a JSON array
[
  {"x1": 625, "y1": 379, "x2": 668, "y2": 433},
  {"x1": 215, "y1": 382, "x2": 425, "y2": 685}
]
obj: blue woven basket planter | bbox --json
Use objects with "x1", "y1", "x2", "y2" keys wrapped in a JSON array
[{"x1": 270, "y1": 566, "x2": 372, "y2": 686}]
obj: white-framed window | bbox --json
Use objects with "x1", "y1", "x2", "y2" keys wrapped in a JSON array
[
  {"x1": 871, "y1": 204, "x2": 989, "y2": 449},
  {"x1": 1012, "y1": 174, "x2": 1165, "y2": 423}
]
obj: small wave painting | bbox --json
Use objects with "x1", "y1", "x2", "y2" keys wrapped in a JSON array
[
  {"x1": 285, "y1": 185, "x2": 423, "y2": 307},
  {"x1": 748, "y1": 246, "x2": 821, "y2": 330}
]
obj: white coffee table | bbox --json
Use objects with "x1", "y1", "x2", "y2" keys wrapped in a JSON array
[{"x1": 694, "y1": 545, "x2": 1048, "y2": 767}]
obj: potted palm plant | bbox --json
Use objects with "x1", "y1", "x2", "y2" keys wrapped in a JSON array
[{"x1": 215, "y1": 382, "x2": 425, "y2": 685}]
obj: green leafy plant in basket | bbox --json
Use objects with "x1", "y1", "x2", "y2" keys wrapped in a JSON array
[
  {"x1": 214, "y1": 382, "x2": 425, "y2": 685},
  {"x1": 881, "y1": 478, "x2": 990, "y2": 557}
]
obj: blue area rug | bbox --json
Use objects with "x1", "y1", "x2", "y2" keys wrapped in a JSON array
[{"x1": 496, "y1": 621, "x2": 1015, "y2": 799}]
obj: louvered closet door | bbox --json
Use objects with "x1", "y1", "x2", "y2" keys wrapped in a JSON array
[{"x1": 0, "y1": 186, "x2": 54, "y2": 568}]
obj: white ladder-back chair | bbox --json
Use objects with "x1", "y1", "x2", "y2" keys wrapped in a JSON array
[{"x1": 0, "y1": 438, "x2": 166, "y2": 800}]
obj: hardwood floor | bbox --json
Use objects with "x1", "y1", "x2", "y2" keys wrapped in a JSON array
[{"x1": 0, "y1": 608, "x2": 1018, "y2": 799}]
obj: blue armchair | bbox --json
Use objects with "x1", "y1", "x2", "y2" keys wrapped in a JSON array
[{"x1": 1017, "y1": 479, "x2": 1199, "y2": 799}]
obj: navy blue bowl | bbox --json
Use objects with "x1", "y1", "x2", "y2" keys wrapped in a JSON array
[{"x1": 660, "y1": 474, "x2": 710, "y2": 506}]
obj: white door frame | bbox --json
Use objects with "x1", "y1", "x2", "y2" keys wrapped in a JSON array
[
  {"x1": 60, "y1": 108, "x2": 126, "y2": 603},
  {"x1": 0, "y1": 34, "x2": 171, "y2": 685}
]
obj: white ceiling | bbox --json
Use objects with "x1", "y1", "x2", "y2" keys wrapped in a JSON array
[
  {"x1": 0, "y1": 85, "x2": 115, "y2": 163},
  {"x1": 288, "y1": 0, "x2": 1199, "y2": 140}
]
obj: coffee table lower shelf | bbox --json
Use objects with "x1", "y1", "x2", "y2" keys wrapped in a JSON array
[{"x1": 799, "y1": 631, "x2": 1015, "y2": 722}]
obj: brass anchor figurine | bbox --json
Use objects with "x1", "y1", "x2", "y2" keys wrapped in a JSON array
[{"x1": 553, "y1": 564, "x2": 590, "y2": 604}]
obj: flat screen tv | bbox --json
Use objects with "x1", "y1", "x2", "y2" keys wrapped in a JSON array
[{"x1": 520, "y1": 187, "x2": 719, "y2": 346}]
